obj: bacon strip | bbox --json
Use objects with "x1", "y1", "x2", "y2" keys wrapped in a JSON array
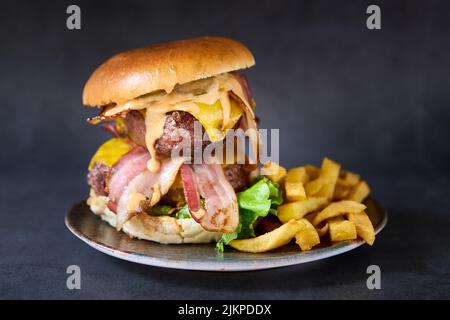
[
  {"x1": 232, "y1": 72, "x2": 253, "y2": 105},
  {"x1": 101, "y1": 122, "x2": 121, "y2": 136},
  {"x1": 229, "y1": 91, "x2": 260, "y2": 169},
  {"x1": 109, "y1": 151, "x2": 186, "y2": 230},
  {"x1": 181, "y1": 164, "x2": 239, "y2": 233},
  {"x1": 107, "y1": 147, "x2": 150, "y2": 210},
  {"x1": 180, "y1": 165, "x2": 202, "y2": 213},
  {"x1": 87, "y1": 105, "x2": 127, "y2": 124}
]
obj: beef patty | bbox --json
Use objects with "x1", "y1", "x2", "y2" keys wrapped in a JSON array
[{"x1": 124, "y1": 110, "x2": 208, "y2": 157}]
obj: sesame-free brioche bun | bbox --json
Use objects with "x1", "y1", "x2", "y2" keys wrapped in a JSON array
[
  {"x1": 83, "y1": 36, "x2": 255, "y2": 107},
  {"x1": 87, "y1": 190, "x2": 221, "y2": 244}
]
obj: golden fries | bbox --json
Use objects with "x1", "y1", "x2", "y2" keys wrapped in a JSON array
[
  {"x1": 228, "y1": 220, "x2": 305, "y2": 253},
  {"x1": 316, "y1": 223, "x2": 329, "y2": 237},
  {"x1": 285, "y1": 167, "x2": 309, "y2": 201},
  {"x1": 347, "y1": 181, "x2": 370, "y2": 203},
  {"x1": 347, "y1": 211, "x2": 375, "y2": 245},
  {"x1": 312, "y1": 200, "x2": 366, "y2": 226},
  {"x1": 278, "y1": 197, "x2": 328, "y2": 223},
  {"x1": 304, "y1": 165, "x2": 320, "y2": 180},
  {"x1": 262, "y1": 161, "x2": 286, "y2": 183},
  {"x1": 287, "y1": 167, "x2": 310, "y2": 182},
  {"x1": 315, "y1": 158, "x2": 341, "y2": 199},
  {"x1": 295, "y1": 219, "x2": 320, "y2": 251},
  {"x1": 329, "y1": 218, "x2": 357, "y2": 242},
  {"x1": 333, "y1": 183, "x2": 351, "y2": 200},
  {"x1": 305, "y1": 178, "x2": 323, "y2": 197},
  {"x1": 238, "y1": 157, "x2": 376, "y2": 254},
  {"x1": 339, "y1": 171, "x2": 361, "y2": 187}
]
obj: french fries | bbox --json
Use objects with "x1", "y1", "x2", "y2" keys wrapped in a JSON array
[
  {"x1": 295, "y1": 219, "x2": 320, "y2": 251},
  {"x1": 262, "y1": 161, "x2": 286, "y2": 183},
  {"x1": 347, "y1": 181, "x2": 370, "y2": 203},
  {"x1": 305, "y1": 178, "x2": 323, "y2": 197},
  {"x1": 329, "y1": 218, "x2": 357, "y2": 242},
  {"x1": 339, "y1": 171, "x2": 361, "y2": 187},
  {"x1": 229, "y1": 158, "x2": 375, "y2": 254},
  {"x1": 285, "y1": 167, "x2": 309, "y2": 201},
  {"x1": 347, "y1": 211, "x2": 375, "y2": 245},
  {"x1": 228, "y1": 220, "x2": 305, "y2": 253},
  {"x1": 312, "y1": 200, "x2": 366, "y2": 226},
  {"x1": 304, "y1": 158, "x2": 340, "y2": 199},
  {"x1": 316, "y1": 223, "x2": 329, "y2": 237},
  {"x1": 278, "y1": 197, "x2": 328, "y2": 223},
  {"x1": 315, "y1": 158, "x2": 341, "y2": 199},
  {"x1": 304, "y1": 165, "x2": 320, "y2": 180},
  {"x1": 333, "y1": 183, "x2": 351, "y2": 200}
]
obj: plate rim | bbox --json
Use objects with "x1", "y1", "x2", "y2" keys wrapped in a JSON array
[{"x1": 65, "y1": 198, "x2": 388, "y2": 272}]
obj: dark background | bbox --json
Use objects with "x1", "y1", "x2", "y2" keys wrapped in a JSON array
[{"x1": 1, "y1": 0, "x2": 449, "y2": 299}]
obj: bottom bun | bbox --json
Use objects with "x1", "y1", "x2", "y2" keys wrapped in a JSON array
[{"x1": 87, "y1": 190, "x2": 221, "y2": 244}]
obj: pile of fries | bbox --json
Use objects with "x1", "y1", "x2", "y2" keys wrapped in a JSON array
[{"x1": 228, "y1": 158, "x2": 375, "y2": 253}]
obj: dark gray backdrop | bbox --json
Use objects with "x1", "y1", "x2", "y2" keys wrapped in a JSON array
[{"x1": 1, "y1": 0, "x2": 449, "y2": 299}]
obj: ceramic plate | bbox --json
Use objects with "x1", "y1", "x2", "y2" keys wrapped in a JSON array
[{"x1": 65, "y1": 197, "x2": 387, "y2": 271}]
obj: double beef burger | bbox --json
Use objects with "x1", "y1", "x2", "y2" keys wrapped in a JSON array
[{"x1": 84, "y1": 36, "x2": 259, "y2": 244}]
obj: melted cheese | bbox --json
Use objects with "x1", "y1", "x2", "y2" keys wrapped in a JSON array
[
  {"x1": 88, "y1": 137, "x2": 133, "y2": 169},
  {"x1": 101, "y1": 73, "x2": 254, "y2": 173},
  {"x1": 127, "y1": 192, "x2": 146, "y2": 213}
]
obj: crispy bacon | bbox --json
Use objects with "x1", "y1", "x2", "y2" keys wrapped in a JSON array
[
  {"x1": 87, "y1": 105, "x2": 127, "y2": 124},
  {"x1": 101, "y1": 122, "x2": 121, "y2": 136},
  {"x1": 232, "y1": 72, "x2": 253, "y2": 105},
  {"x1": 229, "y1": 91, "x2": 260, "y2": 169},
  {"x1": 107, "y1": 147, "x2": 186, "y2": 229},
  {"x1": 180, "y1": 165, "x2": 202, "y2": 213},
  {"x1": 181, "y1": 163, "x2": 239, "y2": 233},
  {"x1": 107, "y1": 147, "x2": 150, "y2": 212}
]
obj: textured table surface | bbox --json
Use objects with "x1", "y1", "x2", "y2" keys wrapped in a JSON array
[{"x1": 1, "y1": 172, "x2": 449, "y2": 299}]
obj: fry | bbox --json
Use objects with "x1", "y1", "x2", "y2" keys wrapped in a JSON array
[
  {"x1": 304, "y1": 165, "x2": 320, "y2": 180},
  {"x1": 347, "y1": 181, "x2": 370, "y2": 203},
  {"x1": 262, "y1": 161, "x2": 287, "y2": 183},
  {"x1": 287, "y1": 167, "x2": 310, "y2": 183},
  {"x1": 333, "y1": 170, "x2": 360, "y2": 199},
  {"x1": 329, "y1": 218, "x2": 357, "y2": 242},
  {"x1": 278, "y1": 197, "x2": 328, "y2": 224},
  {"x1": 339, "y1": 171, "x2": 360, "y2": 187},
  {"x1": 295, "y1": 219, "x2": 320, "y2": 251},
  {"x1": 285, "y1": 167, "x2": 309, "y2": 201},
  {"x1": 304, "y1": 212, "x2": 318, "y2": 224},
  {"x1": 315, "y1": 157, "x2": 341, "y2": 199},
  {"x1": 316, "y1": 223, "x2": 329, "y2": 237},
  {"x1": 229, "y1": 220, "x2": 305, "y2": 253},
  {"x1": 333, "y1": 183, "x2": 351, "y2": 200},
  {"x1": 305, "y1": 178, "x2": 323, "y2": 197},
  {"x1": 285, "y1": 181, "x2": 306, "y2": 201},
  {"x1": 347, "y1": 211, "x2": 375, "y2": 245},
  {"x1": 312, "y1": 200, "x2": 366, "y2": 226}
]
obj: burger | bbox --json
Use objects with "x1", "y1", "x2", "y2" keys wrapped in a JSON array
[{"x1": 84, "y1": 36, "x2": 282, "y2": 251}]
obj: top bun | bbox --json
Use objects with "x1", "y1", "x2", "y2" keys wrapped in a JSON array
[{"x1": 83, "y1": 36, "x2": 255, "y2": 107}]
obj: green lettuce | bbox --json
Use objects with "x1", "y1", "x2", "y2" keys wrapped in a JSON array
[
  {"x1": 175, "y1": 205, "x2": 192, "y2": 219},
  {"x1": 148, "y1": 205, "x2": 175, "y2": 216},
  {"x1": 216, "y1": 177, "x2": 283, "y2": 252}
]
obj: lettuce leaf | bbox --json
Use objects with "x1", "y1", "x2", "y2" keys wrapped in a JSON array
[
  {"x1": 216, "y1": 177, "x2": 283, "y2": 252},
  {"x1": 175, "y1": 205, "x2": 191, "y2": 219},
  {"x1": 149, "y1": 204, "x2": 175, "y2": 216}
]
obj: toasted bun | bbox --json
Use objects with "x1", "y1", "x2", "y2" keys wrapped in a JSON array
[
  {"x1": 83, "y1": 36, "x2": 255, "y2": 107},
  {"x1": 87, "y1": 190, "x2": 221, "y2": 244}
]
